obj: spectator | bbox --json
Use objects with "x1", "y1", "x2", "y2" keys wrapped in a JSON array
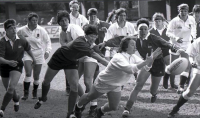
[
  {"x1": 69, "y1": 0, "x2": 88, "y2": 27},
  {"x1": 39, "y1": 18, "x2": 45, "y2": 25}
]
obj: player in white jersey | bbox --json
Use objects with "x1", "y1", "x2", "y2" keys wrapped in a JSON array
[
  {"x1": 74, "y1": 37, "x2": 162, "y2": 118},
  {"x1": 168, "y1": 38, "x2": 200, "y2": 118},
  {"x1": 69, "y1": 0, "x2": 88, "y2": 28},
  {"x1": 166, "y1": 4, "x2": 196, "y2": 94},
  {"x1": 104, "y1": 8, "x2": 136, "y2": 60},
  {"x1": 17, "y1": 12, "x2": 52, "y2": 100}
]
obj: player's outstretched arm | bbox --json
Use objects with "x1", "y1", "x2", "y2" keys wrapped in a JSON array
[{"x1": 90, "y1": 52, "x2": 109, "y2": 66}]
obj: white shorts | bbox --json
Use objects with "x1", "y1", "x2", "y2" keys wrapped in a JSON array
[
  {"x1": 23, "y1": 49, "x2": 44, "y2": 64},
  {"x1": 79, "y1": 56, "x2": 98, "y2": 63},
  {"x1": 94, "y1": 78, "x2": 121, "y2": 93}
]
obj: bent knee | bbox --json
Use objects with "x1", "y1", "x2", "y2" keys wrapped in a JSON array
[{"x1": 7, "y1": 87, "x2": 15, "y2": 94}]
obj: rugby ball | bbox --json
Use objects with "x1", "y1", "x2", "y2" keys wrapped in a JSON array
[{"x1": 168, "y1": 58, "x2": 188, "y2": 75}]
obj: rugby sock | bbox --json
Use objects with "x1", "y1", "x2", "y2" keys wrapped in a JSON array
[
  {"x1": 163, "y1": 73, "x2": 170, "y2": 89},
  {"x1": 33, "y1": 84, "x2": 39, "y2": 91},
  {"x1": 179, "y1": 75, "x2": 188, "y2": 88},
  {"x1": 174, "y1": 95, "x2": 188, "y2": 110},
  {"x1": 41, "y1": 83, "x2": 50, "y2": 101},
  {"x1": 1, "y1": 92, "x2": 13, "y2": 111},
  {"x1": 68, "y1": 91, "x2": 78, "y2": 114},
  {"x1": 23, "y1": 82, "x2": 30, "y2": 91}
]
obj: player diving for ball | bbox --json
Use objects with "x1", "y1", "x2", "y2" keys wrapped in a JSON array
[{"x1": 98, "y1": 18, "x2": 187, "y2": 117}]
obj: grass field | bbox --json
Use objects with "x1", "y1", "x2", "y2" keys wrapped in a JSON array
[{"x1": 0, "y1": 41, "x2": 199, "y2": 118}]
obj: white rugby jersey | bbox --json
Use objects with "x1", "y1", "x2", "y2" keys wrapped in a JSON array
[
  {"x1": 59, "y1": 24, "x2": 85, "y2": 46},
  {"x1": 104, "y1": 21, "x2": 136, "y2": 42},
  {"x1": 98, "y1": 52, "x2": 143, "y2": 86},
  {"x1": 17, "y1": 25, "x2": 52, "y2": 53},
  {"x1": 186, "y1": 39, "x2": 200, "y2": 66},
  {"x1": 70, "y1": 13, "x2": 89, "y2": 28},
  {"x1": 166, "y1": 15, "x2": 196, "y2": 50}
]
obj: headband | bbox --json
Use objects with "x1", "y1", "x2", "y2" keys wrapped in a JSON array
[{"x1": 138, "y1": 23, "x2": 148, "y2": 30}]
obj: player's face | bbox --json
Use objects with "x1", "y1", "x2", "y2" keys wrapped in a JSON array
[
  {"x1": 154, "y1": 20, "x2": 164, "y2": 29},
  {"x1": 71, "y1": 4, "x2": 79, "y2": 13},
  {"x1": 28, "y1": 17, "x2": 38, "y2": 28},
  {"x1": 126, "y1": 40, "x2": 136, "y2": 54},
  {"x1": 6, "y1": 25, "x2": 17, "y2": 37},
  {"x1": 89, "y1": 15, "x2": 97, "y2": 23},
  {"x1": 179, "y1": 9, "x2": 188, "y2": 17},
  {"x1": 138, "y1": 26, "x2": 149, "y2": 39},
  {"x1": 194, "y1": 12, "x2": 200, "y2": 20},
  {"x1": 87, "y1": 34, "x2": 98, "y2": 45},
  {"x1": 59, "y1": 17, "x2": 69, "y2": 31},
  {"x1": 117, "y1": 12, "x2": 126, "y2": 22}
]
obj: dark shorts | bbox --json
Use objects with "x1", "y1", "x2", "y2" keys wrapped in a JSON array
[
  {"x1": 162, "y1": 49, "x2": 170, "y2": 58},
  {"x1": 149, "y1": 58, "x2": 165, "y2": 77},
  {"x1": 0, "y1": 63, "x2": 23, "y2": 78},
  {"x1": 48, "y1": 49, "x2": 78, "y2": 70}
]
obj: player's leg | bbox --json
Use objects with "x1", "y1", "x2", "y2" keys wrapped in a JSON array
[
  {"x1": 21, "y1": 60, "x2": 32, "y2": 100},
  {"x1": 150, "y1": 76, "x2": 162, "y2": 103},
  {"x1": 32, "y1": 64, "x2": 42, "y2": 99},
  {"x1": 74, "y1": 84, "x2": 105, "y2": 118},
  {"x1": 122, "y1": 68, "x2": 150, "y2": 117},
  {"x1": 77, "y1": 60, "x2": 84, "y2": 97},
  {"x1": 168, "y1": 72, "x2": 200, "y2": 118},
  {"x1": 163, "y1": 54, "x2": 179, "y2": 89},
  {"x1": 84, "y1": 61, "x2": 98, "y2": 115},
  {"x1": 177, "y1": 51, "x2": 190, "y2": 94},
  {"x1": 94, "y1": 90, "x2": 121, "y2": 118},
  {"x1": 34, "y1": 67, "x2": 59, "y2": 109},
  {"x1": 65, "y1": 69, "x2": 80, "y2": 118},
  {"x1": 0, "y1": 71, "x2": 21, "y2": 117}
]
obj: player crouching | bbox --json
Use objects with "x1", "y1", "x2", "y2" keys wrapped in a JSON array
[{"x1": 74, "y1": 37, "x2": 162, "y2": 118}]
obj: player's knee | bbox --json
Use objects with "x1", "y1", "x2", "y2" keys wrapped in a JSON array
[
  {"x1": 7, "y1": 87, "x2": 15, "y2": 94},
  {"x1": 24, "y1": 76, "x2": 31, "y2": 82},
  {"x1": 70, "y1": 84, "x2": 78, "y2": 92}
]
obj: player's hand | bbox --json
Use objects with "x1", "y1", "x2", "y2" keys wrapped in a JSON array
[
  {"x1": 191, "y1": 62, "x2": 197, "y2": 68},
  {"x1": 44, "y1": 52, "x2": 49, "y2": 59},
  {"x1": 98, "y1": 42, "x2": 106, "y2": 50},
  {"x1": 145, "y1": 53, "x2": 154, "y2": 65},
  {"x1": 177, "y1": 38, "x2": 183, "y2": 43},
  {"x1": 152, "y1": 48, "x2": 162, "y2": 60},
  {"x1": 8, "y1": 60, "x2": 18, "y2": 67}
]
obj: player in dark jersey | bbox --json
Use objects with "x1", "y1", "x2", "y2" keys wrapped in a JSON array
[
  {"x1": 0, "y1": 19, "x2": 36, "y2": 117},
  {"x1": 33, "y1": 24, "x2": 108, "y2": 118}
]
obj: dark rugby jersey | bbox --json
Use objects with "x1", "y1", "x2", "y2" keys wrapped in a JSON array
[
  {"x1": 105, "y1": 34, "x2": 174, "y2": 60},
  {"x1": 0, "y1": 36, "x2": 31, "y2": 66},
  {"x1": 150, "y1": 28, "x2": 170, "y2": 41},
  {"x1": 58, "y1": 36, "x2": 94, "y2": 61},
  {"x1": 136, "y1": 34, "x2": 172, "y2": 60}
]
